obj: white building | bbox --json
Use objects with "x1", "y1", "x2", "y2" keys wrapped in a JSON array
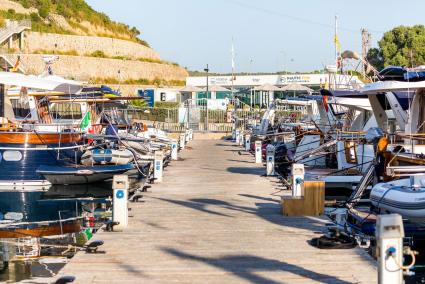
[{"x1": 187, "y1": 73, "x2": 362, "y2": 89}]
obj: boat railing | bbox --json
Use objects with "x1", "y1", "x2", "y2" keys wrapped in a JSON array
[
  {"x1": 386, "y1": 165, "x2": 425, "y2": 177},
  {"x1": 336, "y1": 130, "x2": 366, "y2": 142},
  {"x1": 20, "y1": 123, "x2": 83, "y2": 133}
]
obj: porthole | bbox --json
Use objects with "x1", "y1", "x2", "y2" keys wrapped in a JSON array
[{"x1": 3, "y1": 151, "x2": 23, "y2": 161}]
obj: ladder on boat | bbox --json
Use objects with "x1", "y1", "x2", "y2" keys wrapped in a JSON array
[
  {"x1": 347, "y1": 163, "x2": 375, "y2": 208},
  {"x1": 294, "y1": 139, "x2": 338, "y2": 163}
]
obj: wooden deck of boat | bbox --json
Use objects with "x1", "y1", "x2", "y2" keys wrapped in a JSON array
[{"x1": 58, "y1": 140, "x2": 377, "y2": 284}]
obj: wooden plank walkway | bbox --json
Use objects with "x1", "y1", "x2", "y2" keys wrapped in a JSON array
[{"x1": 57, "y1": 140, "x2": 377, "y2": 284}]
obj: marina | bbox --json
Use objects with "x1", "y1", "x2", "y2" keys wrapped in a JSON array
[
  {"x1": 0, "y1": 0, "x2": 423, "y2": 284},
  {"x1": 54, "y1": 140, "x2": 376, "y2": 283}
]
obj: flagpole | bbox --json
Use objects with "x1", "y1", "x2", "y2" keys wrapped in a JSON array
[
  {"x1": 231, "y1": 38, "x2": 235, "y2": 99},
  {"x1": 335, "y1": 15, "x2": 338, "y2": 69}
]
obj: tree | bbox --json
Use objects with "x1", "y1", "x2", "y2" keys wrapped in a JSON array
[
  {"x1": 370, "y1": 25, "x2": 425, "y2": 69},
  {"x1": 366, "y1": 48, "x2": 384, "y2": 71}
]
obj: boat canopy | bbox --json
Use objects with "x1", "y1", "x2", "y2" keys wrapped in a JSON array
[
  {"x1": 361, "y1": 80, "x2": 425, "y2": 94},
  {"x1": 379, "y1": 66, "x2": 425, "y2": 82},
  {"x1": 320, "y1": 89, "x2": 368, "y2": 98},
  {"x1": 0, "y1": 72, "x2": 83, "y2": 94}
]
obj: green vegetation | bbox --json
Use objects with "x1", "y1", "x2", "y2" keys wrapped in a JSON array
[
  {"x1": 367, "y1": 25, "x2": 425, "y2": 70},
  {"x1": 33, "y1": 49, "x2": 78, "y2": 56},
  {"x1": 9, "y1": 0, "x2": 149, "y2": 45},
  {"x1": 90, "y1": 77, "x2": 185, "y2": 87},
  {"x1": 154, "y1": 102, "x2": 180, "y2": 108},
  {"x1": 90, "y1": 50, "x2": 106, "y2": 58}
]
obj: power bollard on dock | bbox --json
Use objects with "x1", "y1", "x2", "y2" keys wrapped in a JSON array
[
  {"x1": 239, "y1": 131, "x2": 244, "y2": 146},
  {"x1": 255, "y1": 141, "x2": 262, "y2": 164},
  {"x1": 266, "y1": 144, "x2": 275, "y2": 176},
  {"x1": 154, "y1": 151, "x2": 164, "y2": 183},
  {"x1": 291, "y1": 164, "x2": 305, "y2": 197},
  {"x1": 171, "y1": 140, "x2": 178, "y2": 161},
  {"x1": 245, "y1": 134, "x2": 251, "y2": 151},
  {"x1": 112, "y1": 175, "x2": 129, "y2": 231},
  {"x1": 235, "y1": 129, "x2": 240, "y2": 144},
  {"x1": 179, "y1": 133, "x2": 186, "y2": 150},
  {"x1": 376, "y1": 214, "x2": 405, "y2": 284},
  {"x1": 185, "y1": 129, "x2": 190, "y2": 143}
]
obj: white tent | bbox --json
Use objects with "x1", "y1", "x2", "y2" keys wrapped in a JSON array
[
  {"x1": 251, "y1": 84, "x2": 281, "y2": 108},
  {"x1": 252, "y1": 83, "x2": 281, "y2": 92},
  {"x1": 180, "y1": 85, "x2": 203, "y2": 93},
  {"x1": 203, "y1": 85, "x2": 230, "y2": 92},
  {"x1": 280, "y1": 83, "x2": 314, "y2": 93}
]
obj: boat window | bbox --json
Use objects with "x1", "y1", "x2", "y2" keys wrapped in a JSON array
[
  {"x1": 3, "y1": 151, "x2": 22, "y2": 161},
  {"x1": 11, "y1": 99, "x2": 31, "y2": 119},
  {"x1": 51, "y1": 103, "x2": 82, "y2": 120}
]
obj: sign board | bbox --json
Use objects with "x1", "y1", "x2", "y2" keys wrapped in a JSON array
[{"x1": 138, "y1": 89, "x2": 154, "y2": 107}]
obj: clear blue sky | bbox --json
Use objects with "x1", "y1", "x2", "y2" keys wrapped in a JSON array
[{"x1": 86, "y1": 0, "x2": 425, "y2": 73}]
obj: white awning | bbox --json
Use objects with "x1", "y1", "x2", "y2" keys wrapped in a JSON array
[
  {"x1": 280, "y1": 83, "x2": 314, "y2": 93},
  {"x1": 180, "y1": 85, "x2": 203, "y2": 92},
  {"x1": 0, "y1": 72, "x2": 83, "y2": 93},
  {"x1": 203, "y1": 85, "x2": 230, "y2": 92},
  {"x1": 361, "y1": 80, "x2": 425, "y2": 94},
  {"x1": 252, "y1": 83, "x2": 281, "y2": 91}
]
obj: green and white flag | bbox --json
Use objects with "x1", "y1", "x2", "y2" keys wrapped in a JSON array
[{"x1": 80, "y1": 111, "x2": 92, "y2": 132}]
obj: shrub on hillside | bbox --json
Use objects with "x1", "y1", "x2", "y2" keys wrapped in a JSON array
[{"x1": 90, "y1": 50, "x2": 106, "y2": 58}]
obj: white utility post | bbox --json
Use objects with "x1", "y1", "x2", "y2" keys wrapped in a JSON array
[
  {"x1": 255, "y1": 140, "x2": 262, "y2": 164},
  {"x1": 245, "y1": 134, "x2": 251, "y2": 151},
  {"x1": 171, "y1": 140, "x2": 178, "y2": 161},
  {"x1": 239, "y1": 131, "x2": 244, "y2": 146},
  {"x1": 179, "y1": 133, "x2": 186, "y2": 150},
  {"x1": 154, "y1": 151, "x2": 164, "y2": 183},
  {"x1": 235, "y1": 129, "x2": 240, "y2": 144},
  {"x1": 266, "y1": 144, "x2": 276, "y2": 176},
  {"x1": 291, "y1": 163, "x2": 305, "y2": 197},
  {"x1": 185, "y1": 129, "x2": 190, "y2": 143},
  {"x1": 189, "y1": 129, "x2": 193, "y2": 140},
  {"x1": 376, "y1": 214, "x2": 404, "y2": 284},
  {"x1": 112, "y1": 175, "x2": 130, "y2": 231}
]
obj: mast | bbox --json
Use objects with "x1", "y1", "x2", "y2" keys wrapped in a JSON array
[
  {"x1": 231, "y1": 38, "x2": 235, "y2": 98},
  {"x1": 334, "y1": 15, "x2": 338, "y2": 68}
]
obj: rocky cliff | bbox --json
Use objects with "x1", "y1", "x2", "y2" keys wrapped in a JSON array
[{"x1": 0, "y1": 0, "x2": 188, "y2": 95}]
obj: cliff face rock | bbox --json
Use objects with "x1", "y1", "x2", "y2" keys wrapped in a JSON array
[
  {"x1": 9, "y1": 54, "x2": 188, "y2": 83},
  {"x1": 23, "y1": 32, "x2": 161, "y2": 60},
  {"x1": 0, "y1": 0, "x2": 188, "y2": 90}
]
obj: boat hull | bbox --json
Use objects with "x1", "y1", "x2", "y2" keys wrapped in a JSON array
[
  {"x1": 371, "y1": 179, "x2": 425, "y2": 219},
  {"x1": 37, "y1": 164, "x2": 134, "y2": 185}
]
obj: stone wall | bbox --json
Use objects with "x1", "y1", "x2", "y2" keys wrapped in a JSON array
[
  {"x1": 12, "y1": 54, "x2": 188, "y2": 82},
  {"x1": 23, "y1": 32, "x2": 160, "y2": 60}
]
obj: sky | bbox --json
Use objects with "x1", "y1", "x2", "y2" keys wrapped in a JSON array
[{"x1": 86, "y1": 0, "x2": 425, "y2": 74}]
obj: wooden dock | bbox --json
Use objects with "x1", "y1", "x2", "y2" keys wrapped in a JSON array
[{"x1": 57, "y1": 140, "x2": 377, "y2": 283}]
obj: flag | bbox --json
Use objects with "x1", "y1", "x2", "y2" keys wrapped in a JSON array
[
  {"x1": 12, "y1": 56, "x2": 20, "y2": 72},
  {"x1": 323, "y1": 96, "x2": 329, "y2": 113},
  {"x1": 334, "y1": 34, "x2": 341, "y2": 53},
  {"x1": 80, "y1": 111, "x2": 92, "y2": 132}
]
